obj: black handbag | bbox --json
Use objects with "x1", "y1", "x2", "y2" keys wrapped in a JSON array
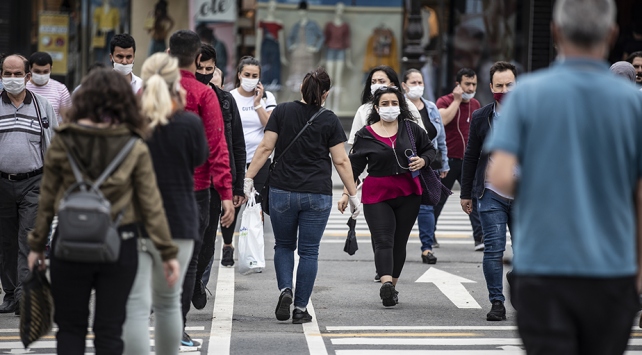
[
  {"x1": 404, "y1": 120, "x2": 452, "y2": 206},
  {"x1": 430, "y1": 149, "x2": 443, "y2": 170},
  {"x1": 20, "y1": 269, "x2": 54, "y2": 348},
  {"x1": 260, "y1": 107, "x2": 326, "y2": 214}
]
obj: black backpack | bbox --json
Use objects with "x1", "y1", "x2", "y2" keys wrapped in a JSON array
[{"x1": 54, "y1": 137, "x2": 138, "y2": 263}]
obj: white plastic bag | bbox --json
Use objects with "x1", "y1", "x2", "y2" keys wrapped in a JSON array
[{"x1": 237, "y1": 192, "x2": 265, "y2": 275}]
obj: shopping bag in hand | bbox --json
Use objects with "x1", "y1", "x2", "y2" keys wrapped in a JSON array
[
  {"x1": 344, "y1": 217, "x2": 358, "y2": 255},
  {"x1": 238, "y1": 191, "x2": 265, "y2": 275},
  {"x1": 20, "y1": 269, "x2": 53, "y2": 348}
]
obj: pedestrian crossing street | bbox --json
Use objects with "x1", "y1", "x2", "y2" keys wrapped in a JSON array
[{"x1": 323, "y1": 189, "x2": 476, "y2": 244}]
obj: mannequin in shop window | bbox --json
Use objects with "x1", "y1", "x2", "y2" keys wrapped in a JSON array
[
  {"x1": 256, "y1": 0, "x2": 288, "y2": 92},
  {"x1": 285, "y1": 1, "x2": 324, "y2": 92},
  {"x1": 92, "y1": 0, "x2": 120, "y2": 65},
  {"x1": 196, "y1": 23, "x2": 228, "y2": 78},
  {"x1": 146, "y1": 0, "x2": 174, "y2": 56},
  {"x1": 322, "y1": 2, "x2": 352, "y2": 112},
  {"x1": 363, "y1": 24, "x2": 399, "y2": 73}
]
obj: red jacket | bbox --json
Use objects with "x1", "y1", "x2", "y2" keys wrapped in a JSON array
[
  {"x1": 180, "y1": 70, "x2": 232, "y2": 200},
  {"x1": 435, "y1": 93, "x2": 480, "y2": 159}
]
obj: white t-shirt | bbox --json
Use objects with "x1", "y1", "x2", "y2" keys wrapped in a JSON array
[
  {"x1": 26, "y1": 78, "x2": 71, "y2": 124},
  {"x1": 230, "y1": 89, "x2": 277, "y2": 163}
]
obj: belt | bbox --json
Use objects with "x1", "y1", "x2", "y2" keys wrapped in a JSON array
[{"x1": 0, "y1": 167, "x2": 43, "y2": 181}]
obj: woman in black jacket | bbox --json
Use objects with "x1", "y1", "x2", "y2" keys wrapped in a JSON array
[{"x1": 339, "y1": 86, "x2": 437, "y2": 307}]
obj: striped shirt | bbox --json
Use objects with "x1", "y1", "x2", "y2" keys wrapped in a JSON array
[
  {"x1": 0, "y1": 90, "x2": 43, "y2": 173},
  {"x1": 26, "y1": 78, "x2": 71, "y2": 123}
]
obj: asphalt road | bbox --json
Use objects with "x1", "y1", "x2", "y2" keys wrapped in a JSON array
[{"x1": 0, "y1": 190, "x2": 641, "y2": 354}]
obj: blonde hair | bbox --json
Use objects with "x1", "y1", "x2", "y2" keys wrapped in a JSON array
[{"x1": 140, "y1": 52, "x2": 180, "y2": 129}]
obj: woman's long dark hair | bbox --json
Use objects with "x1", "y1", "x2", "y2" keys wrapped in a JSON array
[
  {"x1": 361, "y1": 65, "x2": 401, "y2": 105},
  {"x1": 235, "y1": 56, "x2": 261, "y2": 88},
  {"x1": 65, "y1": 68, "x2": 146, "y2": 132},
  {"x1": 301, "y1": 67, "x2": 331, "y2": 108},
  {"x1": 366, "y1": 86, "x2": 413, "y2": 125}
]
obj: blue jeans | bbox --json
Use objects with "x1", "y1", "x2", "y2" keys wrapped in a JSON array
[
  {"x1": 478, "y1": 190, "x2": 513, "y2": 303},
  {"x1": 269, "y1": 188, "x2": 332, "y2": 309},
  {"x1": 418, "y1": 205, "x2": 435, "y2": 252}
]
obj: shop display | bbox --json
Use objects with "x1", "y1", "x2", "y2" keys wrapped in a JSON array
[
  {"x1": 323, "y1": 2, "x2": 352, "y2": 112},
  {"x1": 285, "y1": 1, "x2": 324, "y2": 92},
  {"x1": 92, "y1": 0, "x2": 120, "y2": 65},
  {"x1": 256, "y1": 0, "x2": 288, "y2": 91},
  {"x1": 363, "y1": 24, "x2": 399, "y2": 73}
]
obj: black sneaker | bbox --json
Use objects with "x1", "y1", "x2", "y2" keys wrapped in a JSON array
[
  {"x1": 192, "y1": 280, "x2": 207, "y2": 310},
  {"x1": 181, "y1": 331, "x2": 201, "y2": 347},
  {"x1": 432, "y1": 236, "x2": 440, "y2": 248},
  {"x1": 486, "y1": 300, "x2": 506, "y2": 321},
  {"x1": 474, "y1": 241, "x2": 485, "y2": 251},
  {"x1": 275, "y1": 288, "x2": 293, "y2": 321},
  {"x1": 380, "y1": 282, "x2": 397, "y2": 307},
  {"x1": 292, "y1": 308, "x2": 312, "y2": 324},
  {"x1": 421, "y1": 251, "x2": 437, "y2": 264},
  {"x1": 393, "y1": 290, "x2": 399, "y2": 305},
  {"x1": 221, "y1": 246, "x2": 235, "y2": 267},
  {"x1": 373, "y1": 273, "x2": 381, "y2": 283}
]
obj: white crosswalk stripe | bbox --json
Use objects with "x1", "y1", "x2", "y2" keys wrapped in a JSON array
[
  {"x1": 324, "y1": 326, "x2": 642, "y2": 354},
  {"x1": 0, "y1": 327, "x2": 204, "y2": 354}
]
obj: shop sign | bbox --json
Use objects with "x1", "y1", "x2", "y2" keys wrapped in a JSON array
[
  {"x1": 194, "y1": 0, "x2": 237, "y2": 22},
  {"x1": 38, "y1": 13, "x2": 69, "y2": 75}
]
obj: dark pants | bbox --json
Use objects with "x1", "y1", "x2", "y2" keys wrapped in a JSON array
[
  {"x1": 197, "y1": 159, "x2": 271, "y2": 287},
  {"x1": 363, "y1": 194, "x2": 421, "y2": 278},
  {"x1": 434, "y1": 158, "x2": 483, "y2": 243},
  {"x1": 0, "y1": 174, "x2": 41, "y2": 302},
  {"x1": 181, "y1": 188, "x2": 210, "y2": 327},
  {"x1": 50, "y1": 231, "x2": 138, "y2": 355},
  {"x1": 512, "y1": 275, "x2": 639, "y2": 355}
]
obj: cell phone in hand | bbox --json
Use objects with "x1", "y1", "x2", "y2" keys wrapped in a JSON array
[{"x1": 406, "y1": 150, "x2": 421, "y2": 178}]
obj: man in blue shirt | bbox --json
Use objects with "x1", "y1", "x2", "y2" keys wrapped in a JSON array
[{"x1": 485, "y1": 0, "x2": 642, "y2": 353}]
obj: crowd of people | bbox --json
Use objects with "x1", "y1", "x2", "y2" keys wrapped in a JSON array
[{"x1": 0, "y1": 0, "x2": 641, "y2": 354}]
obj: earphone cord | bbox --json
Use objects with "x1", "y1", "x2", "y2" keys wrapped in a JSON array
[{"x1": 380, "y1": 122, "x2": 409, "y2": 170}]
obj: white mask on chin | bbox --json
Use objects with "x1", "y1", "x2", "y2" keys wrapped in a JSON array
[
  {"x1": 113, "y1": 62, "x2": 133, "y2": 76},
  {"x1": 462, "y1": 91, "x2": 476, "y2": 101}
]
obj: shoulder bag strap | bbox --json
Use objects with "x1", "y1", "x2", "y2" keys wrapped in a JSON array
[
  {"x1": 404, "y1": 119, "x2": 419, "y2": 155},
  {"x1": 92, "y1": 137, "x2": 139, "y2": 190},
  {"x1": 272, "y1": 107, "x2": 326, "y2": 166}
]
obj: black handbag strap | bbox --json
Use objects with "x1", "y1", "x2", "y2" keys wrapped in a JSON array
[
  {"x1": 66, "y1": 137, "x2": 139, "y2": 191},
  {"x1": 272, "y1": 107, "x2": 326, "y2": 167}
]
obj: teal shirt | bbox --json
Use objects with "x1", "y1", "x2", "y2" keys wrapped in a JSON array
[{"x1": 485, "y1": 58, "x2": 642, "y2": 277}]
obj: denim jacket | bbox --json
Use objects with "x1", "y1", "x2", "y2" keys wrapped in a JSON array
[
  {"x1": 287, "y1": 20, "x2": 324, "y2": 52},
  {"x1": 420, "y1": 98, "x2": 449, "y2": 173}
]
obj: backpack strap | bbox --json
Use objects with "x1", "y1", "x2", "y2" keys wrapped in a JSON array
[
  {"x1": 66, "y1": 152, "x2": 88, "y2": 192},
  {"x1": 92, "y1": 137, "x2": 139, "y2": 190}
]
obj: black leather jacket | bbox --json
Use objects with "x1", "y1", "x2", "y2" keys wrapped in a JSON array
[
  {"x1": 350, "y1": 118, "x2": 437, "y2": 180},
  {"x1": 210, "y1": 83, "x2": 246, "y2": 196},
  {"x1": 461, "y1": 102, "x2": 495, "y2": 200}
]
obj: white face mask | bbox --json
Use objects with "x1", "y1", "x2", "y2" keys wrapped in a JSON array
[
  {"x1": 370, "y1": 83, "x2": 386, "y2": 95},
  {"x1": 113, "y1": 62, "x2": 133, "y2": 76},
  {"x1": 406, "y1": 85, "x2": 424, "y2": 100},
  {"x1": 462, "y1": 91, "x2": 476, "y2": 101},
  {"x1": 378, "y1": 106, "x2": 400, "y2": 122},
  {"x1": 31, "y1": 73, "x2": 50, "y2": 86},
  {"x1": 240, "y1": 77, "x2": 259, "y2": 92},
  {"x1": 2, "y1": 77, "x2": 27, "y2": 95}
]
